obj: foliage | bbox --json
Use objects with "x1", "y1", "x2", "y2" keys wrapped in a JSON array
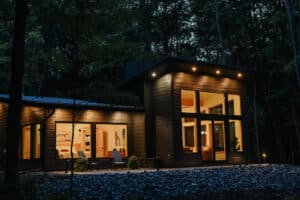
[
  {"x1": 127, "y1": 155, "x2": 139, "y2": 169},
  {"x1": 230, "y1": 137, "x2": 239, "y2": 152},
  {"x1": 74, "y1": 157, "x2": 88, "y2": 172},
  {"x1": 0, "y1": 0, "x2": 299, "y2": 163}
]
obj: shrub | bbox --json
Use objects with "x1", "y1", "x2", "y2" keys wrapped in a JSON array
[
  {"x1": 74, "y1": 158, "x2": 88, "y2": 172},
  {"x1": 127, "y1": 155, "x2": 139, "y2": 169}
]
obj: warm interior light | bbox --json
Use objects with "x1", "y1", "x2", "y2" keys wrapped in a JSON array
[
  {"x1": 237, "y1": 73, "x2": 243, "y2": 78},
  {"x1": 151, "y1": 72, "x2": 157, "y2": 78},
  {"x1": 192, "y1": 66, "x2": 197, "y2": 72},
  {"x1": 216, "y1": 69, "x2": 221, "y2": 75}
]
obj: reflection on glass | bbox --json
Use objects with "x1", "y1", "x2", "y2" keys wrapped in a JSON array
[
  {"x1": 229, "y1": 120, "x2": 243, "y2": 152},
  {"x1": 181, "y1": 90, "x2": 196, "y2": 113},
  {"x1": 56, "y1": 123, "x2": 91, "y2": 159},
  {"x1": 201, "y1": 121, "x2": 213, "y2": 161},
  {"x1": 182, "y1": 118, "x2": 198, "y2": 153},
  {"x1": 96, "y1": 124, "x2": 127, "y2": 158},
  {"x1": 228, "y1": 94, "x2": 241, "y2": 115},
  {"x1": 214, "y1": 121, "x2": 226, "y2": 161},
  {"x1": 200, "y1": 92, "x2": 225, "y2": 114}
]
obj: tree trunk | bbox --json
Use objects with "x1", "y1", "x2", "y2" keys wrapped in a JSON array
[
  {"x1": 284, "y1": 0, "x2": 300, "y2": 87},
  {"x1": 5, "y1": 0, "x2": 29, "y2": 191},
  {"x1": 284, "y1": 0, "x2": 300, "y2": 165},
  {"x1": 247, "y1": 2, "x2": 261, "y2": 163},
  {"x1": 214, "y1": 0, "x2": 225, "y2": 64}
]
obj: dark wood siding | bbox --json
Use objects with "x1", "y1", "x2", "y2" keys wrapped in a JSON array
[
  {"x1": 0, "y1": 101, "x2": 145, "y2": 170},
  {"x1": 0, "y1": 102, "x2": 8, "y2": 168},
  {"x1": 150, "y1": 73, "x2": 174, "y2": 166},
  {"x1": 45, "y1": 108, "x2": 145, "y2": 170}
]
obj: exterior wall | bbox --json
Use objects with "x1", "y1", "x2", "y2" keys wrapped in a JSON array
[
  {"x1": 172, "y1": 72, "x2": 253, "y2": 165},
  {"x1": 0, "y1": 102, "x2": 8, "y2": 169},
  {"x1": 0, "y1": 101, "x2": 145, "y2": 170},
  {"x1": 147, "y1": 73, "x2": 174, "y2": 167},
  {"x1": 44, "y1": 108, "x2": 145, "y2": 170}
]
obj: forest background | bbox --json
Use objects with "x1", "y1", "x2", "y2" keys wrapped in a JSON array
[{"x1": 1, "y1": 0, "x2": 299, "y2": 164}]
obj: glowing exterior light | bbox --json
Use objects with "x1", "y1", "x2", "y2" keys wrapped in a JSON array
[
  {"x1": 151, "y1": 72, "x2": 157, "y2": 78},
  {"x1": 192, "y1": 66, "x2": 197, "y2": 72},
  {"x1": 237, "y1": 73, "x2": 243, "y2": 78},
  {"x1": 216, "y1": 69, "x2": 221, "y2": 75},
  {"x1": 262, "y1": 152, "x2": 267, "y2": 161}
]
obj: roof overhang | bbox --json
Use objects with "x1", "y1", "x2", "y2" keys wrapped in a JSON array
[
  {"x1": 0, "y1": 94, "x2": 144, "y2": 112},
  {"x1": 122, "y1": 57, "x2": 258, "y2": 87}
]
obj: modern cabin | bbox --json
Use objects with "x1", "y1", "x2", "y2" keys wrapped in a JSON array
[{"x1": 0, "y1": 57, "x2": 257, "y2": 170}]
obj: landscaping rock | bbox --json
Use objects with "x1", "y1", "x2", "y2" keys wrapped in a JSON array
[{"x1": 38, "y1": 164, "x2": 300, "y2": 200}]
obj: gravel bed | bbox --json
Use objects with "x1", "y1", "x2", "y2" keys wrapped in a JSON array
[{"x1": 38, "y1": 164, "x2": 300, "y2": 200}]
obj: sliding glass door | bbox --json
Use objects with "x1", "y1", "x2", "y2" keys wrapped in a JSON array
[
  {"x1": 214, "y1": 121, "x2": 226, "y2": 161},
  {"x1": 201, "y1": 120, "x2": 226, "y2": 161}
]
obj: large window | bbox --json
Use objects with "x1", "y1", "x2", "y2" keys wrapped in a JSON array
[
  {"x1": 200, "y1": 92, "x2": 225, "y2": 115},
  {"x1": 20, "y1": 124, "x2": 41, "y2": 160},
  {"x1": 96, "y1": 124, "x2": 127, "y2": 158},
  {"x1": 181, "y1": 118, "x2": 198, "y2": 153},
  {"x1": 214, "y1": 121, "x2": 226, "y2": 161},
  {"x1": 181, "y1": 90, "x2": 196, "y2": 113},
  {"x1": 229, "y1": 120, "x2": 243, "y2": 152},
  {"x1": 201, "y1": 121, "x2": 213, "y2": 161},
  {"x1": 22, "y1": 126, "x2": 31, "y2": 159},
  {"x1": 56, "y1": 123, "x2": 91, "y2": 159},
  {"x1": 228, "y1": 94, "x2": 241, "y2": 115},
  {"x1": 180, "y1": 90, "x2": 243, "y2": 159}
]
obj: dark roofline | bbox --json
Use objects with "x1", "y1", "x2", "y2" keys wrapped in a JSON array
[
  {"x1": 0, "y1": 94, "x2": 144, "y2": 112},
  {"x1": 121, "y1": 56, "x2": 260, "y2": 87},
  {"x1": 166, "y1": 57, "x2": 255, "y2": 72}
]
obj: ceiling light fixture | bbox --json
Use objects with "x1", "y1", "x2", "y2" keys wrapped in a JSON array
[{"x1": 237, "y1": 73, "x2": 243, "y2": 78}]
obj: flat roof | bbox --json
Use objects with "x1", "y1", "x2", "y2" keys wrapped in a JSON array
[
  {"x1": 0, "y1": 94, "x2": 143, "y2": 111},
  {"x1": 123, "y1": 57, "x2": 256, "y2": 85}
]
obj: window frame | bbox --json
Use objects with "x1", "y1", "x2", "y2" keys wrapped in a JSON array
[
  {"x1": 55, "y1": 122, "x2": 92, "y2": 159},
  {"x1": 180, "y1": 89, "x2": 243, "y2": 156},
  {"x1": 54, "y1": 121, "x2": 129, "y2": 160},
  {"x1": 20, "y1": 123, "x2": 41, "y2": 160},
  {"x1": 95, "y1": 123, "x2": 128, "y2": 158}
]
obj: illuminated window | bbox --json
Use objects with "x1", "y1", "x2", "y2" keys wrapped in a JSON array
[
  {"x1": 181, "y1": 90, "x2": 196, "y2": 113},
  {"x1": 56, "y1": 123, "x2": 91, "y2": 159},
  {"x1": 22, "y1": 126, "x2": 31, "y2": 159},
  {"x1": 229, "y1": 120, "x2": 243, "y2": 152},
  {"x1": 200, "y1": 92, "x2": 225, "y2": 115},
  {"x1": 214, "y1": 121, "x2": 226, "y2": 160},
  {"x1": 228, "y1": 94, "x2": 241, "y2": 115},
  {"x1": 96, "y1": 124, "x2": 127, "y2": 158},
  {"x1": 201, "y1": 121, "x2": 213, "y2": 161},
  {"x1": 33, "y1": 124, "x2": 41, "y2": 159},
  {"x1": 182, "y1": 118, "x2": 198, "y2": 153},
  {"x1": 180, "y1": 89, "x2": 244, "y2": 160}
]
